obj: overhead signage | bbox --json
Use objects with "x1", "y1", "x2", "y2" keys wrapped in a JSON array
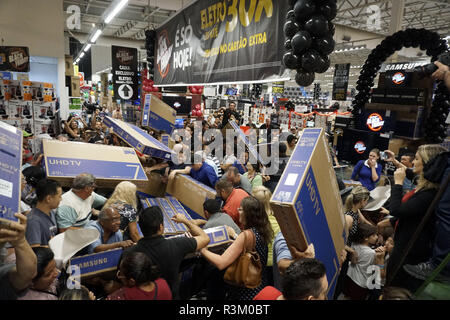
[
  {"x1": 111, "y1": 45, "x2": 138, "y2": 101},
  {"x1": 0, "y1": 46, "x2": 30, "y2": 72},
  {"x1": 154, "y1": 0, "x2": 289, "y2": 86},
  {"x1": 354, "y1": 141, "x2": 366, "y2": 154},
  {"x1": 332, "y1": 63, "x2": 350, "y2": 101}
]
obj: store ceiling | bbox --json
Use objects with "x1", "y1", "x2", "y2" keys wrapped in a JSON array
[{"x1": 63, "y1": 0, "x2": 449, "y2": 89}]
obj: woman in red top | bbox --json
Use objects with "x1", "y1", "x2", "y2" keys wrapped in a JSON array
[{"x1": 107, "y1": 251, "x2": 172, "y2": 300}]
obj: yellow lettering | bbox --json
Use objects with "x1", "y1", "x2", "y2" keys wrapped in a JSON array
[
  {"x1": 254, "y1": 0, "x2": 273, "y2": 22},
  {"x1": 201, "y1": 9, "x2": 207, "y2": 29},
  {"x1": 239, "y1": 0, "x2": 257, "y2": 27},
  {"x1": 226, "y1": 0, "x2": 238, "y2": 32},
  {"x1": 219, "y1": 1, "x2": 227, "y2": 21}
]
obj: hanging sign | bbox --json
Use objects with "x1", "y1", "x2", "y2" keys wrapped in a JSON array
[
  {"x1": 111, "y1": 46, "x2": 138, "y2": 101},
  {"x1": 366, "y1": 113, "x2": 384, "y2": 132},
  {"x1": 354, "y1": 141, "x2": 367, "y2": 154},
  {"x1": 332, "y1": 63, "x2": 350, "y2": 101},
  {"x1": 154, "y1": 0, "x2": 289, "y2": 86}
]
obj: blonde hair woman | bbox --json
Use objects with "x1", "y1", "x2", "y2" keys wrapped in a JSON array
[
  {"x1": 252, "y1": 186, "x2": 280, "y2": 285},
  {"x1": 103, "y1": 181, "x2": 141, "y2": 243},
  {"x1": 344, "y1": 186, "x2": 373, "y2": 246},
  {"x1": 378, "y1": 144, "x2": 448, "y2": 289}
]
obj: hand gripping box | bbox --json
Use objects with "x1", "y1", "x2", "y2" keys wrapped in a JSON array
[
  {"x1": 166, "y1": 174, "x2": 217, "y2": 219},
  {"x1": 0, "y1": 121, "x2": 22, "y2": 223},
  {"x1": 42, "y1": 140, "x2": 148, "y2": 188},
  {"x1": 270, "y1": 128, "x2": 347, "y2": 300},
  {"x1": 141, "y1": 94, "x2": 176, "y2": 134}
]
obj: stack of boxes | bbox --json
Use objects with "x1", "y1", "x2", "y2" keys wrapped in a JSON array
[{"x1": 65, "y1": 55, "x2": 80, "y2": 97}]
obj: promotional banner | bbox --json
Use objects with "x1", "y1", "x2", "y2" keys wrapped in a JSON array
[
  {"x1": 0, "y1": 46, "x2": 30, "y2": 72},
  {"x1": 111, "y1": 46, "x2": 138, "y2": 101},
  {"x1": 0, "y1": 121, "x2": 22, "y2": 223},
  {"x1": 155, "y1": 0, "x2": 289, "y2": 86},
  {"x1": 332, "y1": 63, "x2": 350, "y2": 101}
]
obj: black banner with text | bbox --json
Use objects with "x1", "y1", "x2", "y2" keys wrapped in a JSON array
[
  {"x1": 0, "y1": 46, "x2": 30, "y2": 72},
  {"x1": 155, "y1": 0, "x2": 289, "y2": 86},
  {"x1": 112, "y1": 45, "x2": 138, "y2": 101},
  {"x1": 332, "y1": 63, "x2": 350, "y2": 101}
]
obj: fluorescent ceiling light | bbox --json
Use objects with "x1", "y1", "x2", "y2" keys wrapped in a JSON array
[
  {"x1": 90, "y1": 29, "x2": 102, "y2": 43},
  {"x1": 84, "y1": 44, "x2": 92, "y2": 52},
  {"x1": 80, "y1": 52, "x2": 85, "y2": 58},
  {"x1": 105, "y1": 0, "x2": 129, "y2": 24}
]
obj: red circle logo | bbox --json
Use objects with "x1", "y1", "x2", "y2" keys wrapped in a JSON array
[
  {"x1": 366, "y1": 113, "x2": 384, "y2": 132},
  {"x1": 392, "y1": 72, "x2": 406, "y2": 85},
  {"x1": 354, "y1": 141, "x2": 366, "y2": 154}
]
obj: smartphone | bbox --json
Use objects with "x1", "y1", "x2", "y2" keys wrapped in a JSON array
[{"x1": 380, "y1": 151, "x2": 389, "y2": 160}]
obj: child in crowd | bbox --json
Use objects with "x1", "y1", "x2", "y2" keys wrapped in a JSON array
[{"x1": 343, "y1": 223, "x2": 385, "y2": 300}]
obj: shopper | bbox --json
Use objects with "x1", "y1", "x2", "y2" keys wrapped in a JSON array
[
  {"x1": 18, "y1": 247, "x2": 59, "y2": 300},
  {"x1": 63, "y1": 115, "x2": 87, "y2": 141},
  {"x1": 0, "y1": 213, "x2": 37, "y2": 300},
  {"x1": 254, "y1": 258, "x2": 328, "y2": 300},
  {"x1": 252, "y1": 186, "x2": 280, "y2": 286},
  {"x1": 215, "y1": 179, "x2": 249, "y2": 228},
  {"x1": 192, "y1": 199, "x2": 241, "y2": 237},
  {"x1": 377, "y1": 144, "x2": 447, "y2": 291},
  {"x1": 432, "y1": 61, "x2": 450, "y2": 89},
  {"x1": 343, "y1": 223, "x2": 385, "y2": 300},
  {"x1": 351, "y1": 149, "x2": 383, "y2": 191},
  {"x1": 284, "y1": 134, "x2": 298, "y2": 156},
  {"x1": 125, "y1": 206, "x2": 209, "y2": 299},
  {"x1": 264, "y1": 142, "x2": 290, "y2": 193},
  {"x1": 56, "y1": 173, "x2": 107, "y2": 232},
  {"x1": 59, "y1": 286, "x2": 96, "y2": 300},
  {"x1": 112, "y1": 105, "x2": 123, "y2": 120},
  {"x1": 168, "y1": 151, "x2": 218, "y2": 188},
  {"x1": 84, "y1": 206, "x2": 134, "y2": 254},
  {"x1": 200, "y1": 196, "x2": 273, "y2": 300},
  {"x1": 102, "y1": 181, "x2": 141, "y2": 243},
  {"x1": 344, "y1": 186, "x2": 373, "y2": 245},
  {"x1": 384, "y1": 150, "x2": 417, "y2": 192},
  {"x1": 221, "y1": 101, "x2": 241, "y2": 128},
  {"x1": 243, "y1": 163, "x2": 263, "y2": 191},
  {"x1": 223, "y1": 166, "x2": 252, "y2": 195},
  {"x1": 25, "y1": 179, "x2": 62, "y2": 247},
  {"x1": 107, "y1": 251, "x2": 172, "y2": 300},
  {"x1": 204, "y1": 143, "x2": 223, "y2": 178},
  {"x1": 272, "y1": 231, "x2": 315, "y2": 290}
]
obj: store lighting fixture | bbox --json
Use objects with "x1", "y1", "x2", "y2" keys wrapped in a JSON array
[
  {"x1": 84, "y1": 44, "x2": 92, "y2": 52},
  {"x1": 105, "y1": 0, "x2": 129, "y2": 24},
  {"x1": 90, "y1": 29, "x2": 102, "y2": 43},
  {"x1": 79, "y1": 52, "x2": 85, "y2": 58},
  {"x1": 334, "y1": 46, "x2": 366, "y2": 53}
]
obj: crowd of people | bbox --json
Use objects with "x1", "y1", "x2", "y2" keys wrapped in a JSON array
[{"x1": 1, "y1": 62, "x2": 450, "y2": 301}]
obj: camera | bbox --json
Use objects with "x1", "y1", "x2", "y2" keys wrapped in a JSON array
[
  {"x1": 414, "y1": 52, "x2": 450, "y2": 78},
  {"x1": 380, "y1": 151, "x2": 389, "y2": 161}
]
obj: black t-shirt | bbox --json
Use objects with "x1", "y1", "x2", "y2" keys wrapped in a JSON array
[
  {"x1": 222, "y1": 109, "x2": 241, "y2": 127},
  {"x1": 126, "y1": 235, "x2": 197, "y2": 299}
]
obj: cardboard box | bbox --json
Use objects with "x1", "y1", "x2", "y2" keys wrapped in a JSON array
[
  {"x1": 0, "y1": 121, "x2": 22, "y2": 223},
  {"x1": 141, "y1": 94, "x2": 176, "y2": 134},
  {"x1": 166, "y1": 174, "x2": 217, "y2": 219},
  {"x1": 33, "y1": 101, "x2": 56, "y2": 120},
  {"x1": 161, "y1": 133, "x2": 175, "y2": 149},
  {"x1": 270, "y1": 128, "x2": 347, "y2": 300},
  {"x1": 65, "y1": 55, "x2": 74, "y2": 76},
  {"x1": 67, "y1": 248, "x2": 123, "y2": 279},
  {"x1": 7, "y1": 100, "x2": 33, "y2": 120},
  {"x1": 42, "y1": 140, "x2": 148, "y2": 188},
  {"x1": 70, "y1": 76, "x2": 80, "y2": 97},
  {"x1": 103, "y1": 116, "x2": 172, "y2": 160},
  {"x1": 136, "y1": 171, "x2": 167, "y2": 198}
]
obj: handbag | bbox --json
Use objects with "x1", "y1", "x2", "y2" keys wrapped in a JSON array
[{"x1": 223, "y1": 229, "x2": 262, "y2": 289}]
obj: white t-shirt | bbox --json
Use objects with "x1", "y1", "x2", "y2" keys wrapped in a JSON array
[{"x1": 347, "y1": 244, "x2": 376, "y2": 289}]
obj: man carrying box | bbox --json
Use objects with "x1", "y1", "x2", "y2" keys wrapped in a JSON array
[{"x1": 56, "y1": 173, "x2": 106, "y2": 232}]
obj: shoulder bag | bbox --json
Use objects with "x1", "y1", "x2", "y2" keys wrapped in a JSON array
[{"x1": 223, "y1": 229, "x2": 262, "y2": 289}]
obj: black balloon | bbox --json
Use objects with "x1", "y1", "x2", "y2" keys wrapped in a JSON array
[
  {"x1": 301, "y1": 50, "x2": 322, "y2": 72},
  {"x1": 319, "y1": 0, "x2": 338, "y2": 20},
  {"x1": 284, "y1": 19, "x2": 300, "y2": 38},
  {"x1": 328, "y1": 22, "x2": 336, "y2": 35},
  {"x1": 293, "y1": 0, "x2": 316, "y2": 23},
  {"x1": 286, "y1": 9, "x2": 295, "y2": 21},
  {"x1": 304, "y1": 14, "x2": 329, "y2": 37},
  {"x1": 312, "y1": 35, "x2": 335, "y2": 55},
  {"x1": 283, "y1": 50, "x2": 299, "y2": 69},
  {"x1": 291, "y1": 31, "x2": 312, "y2": 55},
  {"x1": 285, "y1": 38, "x2": 293, "y2": 51},
  {"x1": 295, "y1": 71, "x2": 315, "y2": 87},
  {"x1": 315, "y1": 56, "x2": 331, "y2": 73}
]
